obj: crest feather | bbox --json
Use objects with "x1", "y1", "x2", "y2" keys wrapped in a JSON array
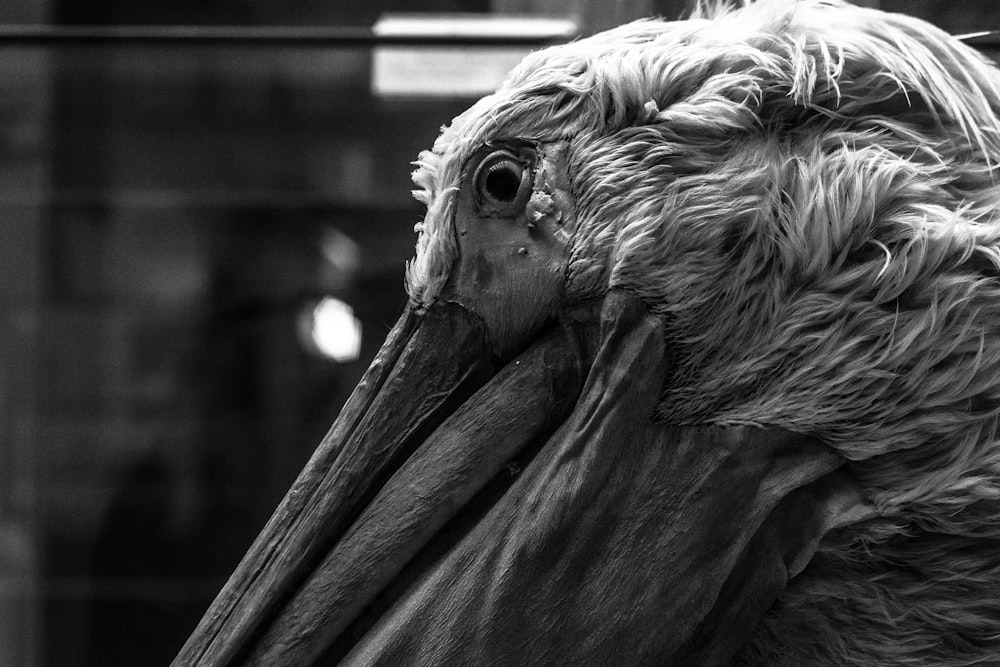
[{"x1": 408, "y1": 1, "x2": 1000, "y2": 662}]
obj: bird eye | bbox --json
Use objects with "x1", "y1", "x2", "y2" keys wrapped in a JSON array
[{"x1": 473, "y1": 151, "x2": 531, "y2": 213}]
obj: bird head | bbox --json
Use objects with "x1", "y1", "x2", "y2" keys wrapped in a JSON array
[{"x1": 178, "y1": 1, "x2": 1000, "y2": 665}]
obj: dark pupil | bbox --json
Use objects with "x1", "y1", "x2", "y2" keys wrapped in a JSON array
[{"x1": 485, "y1": 164, "x2": 521, "y2": 202}]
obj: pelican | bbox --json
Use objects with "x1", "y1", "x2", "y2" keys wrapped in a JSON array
[{"x1": 176, "y1": 1, "x2": 1000, "y2": 664}]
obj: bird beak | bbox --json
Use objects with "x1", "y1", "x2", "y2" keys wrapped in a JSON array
[
  {"x1": 175, "y1": 291, "x2": 868, "y2": 666},
  {"x1": 173, "y1": 296, "x2": 590, "y2": 666}
]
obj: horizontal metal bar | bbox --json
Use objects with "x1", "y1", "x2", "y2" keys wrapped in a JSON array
[
  {"x1": 0, "y1": 24, "x2": 576, "y2": 47},
  {"x1": 0, "y1": 189, "x2": 421, "y2": 212},
  {"x1": 0, "y1": 24, "x2": 989, "y2": 50}
]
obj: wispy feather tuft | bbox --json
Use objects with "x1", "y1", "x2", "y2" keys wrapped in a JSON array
[{"x1": 407, "y1": 3, "x2": 1000, "y2": 661}]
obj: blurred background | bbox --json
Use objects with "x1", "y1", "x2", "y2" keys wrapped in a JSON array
[{"x1": 0, "y1": 0, "x2": 995, "y2": 664}]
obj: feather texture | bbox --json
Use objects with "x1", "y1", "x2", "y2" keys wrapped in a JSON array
[{"x1": 408, "y1": 2, "x2": 1000, "y2": 662}]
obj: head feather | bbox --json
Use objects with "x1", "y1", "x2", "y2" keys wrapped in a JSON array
[{"x1": 408, "y1": 3, "x2": 1000, "y2": 661}]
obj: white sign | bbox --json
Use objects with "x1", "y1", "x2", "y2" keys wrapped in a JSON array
[{"x1": 372, "y1": 15, "x2": 578, "y2": 98}]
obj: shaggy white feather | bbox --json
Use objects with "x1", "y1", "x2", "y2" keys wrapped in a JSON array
[{"x1": 408, "y1": 1, "x2": 1000, "y2": 663}]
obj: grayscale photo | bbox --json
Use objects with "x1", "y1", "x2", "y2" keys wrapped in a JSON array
[{"x1": 0, "y1": 0, "x2": 998, "y2": 665}]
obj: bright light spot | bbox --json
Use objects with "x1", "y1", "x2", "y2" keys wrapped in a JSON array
[{"x1": 308, "y1": 297, "x2": 362, "y2": 362}]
